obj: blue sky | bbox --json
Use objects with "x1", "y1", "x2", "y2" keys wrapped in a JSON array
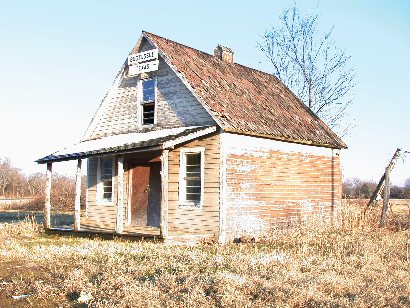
[{"x1": 0, "y1": 0, "x2": 409, "y2": 185}]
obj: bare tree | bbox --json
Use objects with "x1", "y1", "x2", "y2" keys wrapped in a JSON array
[
  {"x1": 0, "y1": 157, "x2": 13, "y2": 196},
  {"x1": 10, "y1": 168, "x2": 26, "y2": 197},
  {"x1": 259, "y1": 6, "x2": 355, "y2": 136},
  {"x1": 28, "y1": 173, "x2": 46, "y2": 196}
]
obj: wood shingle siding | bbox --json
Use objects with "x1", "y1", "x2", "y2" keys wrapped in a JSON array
[
  {"x1": 167, "y1": 133, "x2": 220, "y2": 237},
  {"x1": 87, "y1": 39, "x2": 215, "y2": 141}
]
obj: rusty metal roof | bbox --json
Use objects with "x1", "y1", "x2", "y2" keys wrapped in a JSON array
[{"x1": 142, "y1": 32, "x2": 346, "y2": 149}]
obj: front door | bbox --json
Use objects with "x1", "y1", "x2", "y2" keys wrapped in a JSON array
[{"x1": 130, "y1": 162, "x2": 161, "y2": 227}]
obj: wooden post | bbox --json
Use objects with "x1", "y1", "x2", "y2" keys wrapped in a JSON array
[
  {"x1": 116, "y1": 155, "x2": 124, "y2": 234},
  {"x1": 380, "y1": 166, "x2": 391, "y2": 227},
  {"x1": 44, "y1": 162, "x2": 52, "y2": 229},
  {"x1": 160, "y1": 150, "x2": 169, "y2": 238},
  {"x1": 366, "y1": 148, "x2": 401, "y2": 211},
  {"x1": 74, "y1": 159, "x2": 82, "y2": 231},
  {"x1": 126, "y1": 168, "x2": 132, "y2": 226}
]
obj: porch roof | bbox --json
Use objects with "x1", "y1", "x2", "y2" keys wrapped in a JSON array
[{"x1": 36, "y1": 126, "x2": 217, "y2": 164}]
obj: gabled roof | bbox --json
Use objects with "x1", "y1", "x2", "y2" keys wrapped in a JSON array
[
  {"x1": 141, "y1": 31, "x2": 346, "y2": 149},
  {"x1": 36, "y1": 126, "x2": 216, "y2": 164}
]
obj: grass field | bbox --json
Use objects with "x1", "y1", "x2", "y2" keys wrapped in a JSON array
[{"x1": 0, "y1": 200, "x2": 409, "y2": 307}]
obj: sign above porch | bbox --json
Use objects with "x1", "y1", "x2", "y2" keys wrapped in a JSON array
[{"x1": 128, "y1": 49, "x2": 159, "y2": 76}]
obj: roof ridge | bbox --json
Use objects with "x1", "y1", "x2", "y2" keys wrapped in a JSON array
[
  {"x1": 142, "y1": 32, "x2": 315, "y2": 113},
  {"x1": 143, "y1": 31, "x2": 279, "y2": 78},
  {"x1": 141, "y1": 31, "x2": 346, "y2": 149},
  {"x1": 143, "y1": 31, "x2": 214, "y2": 58}
]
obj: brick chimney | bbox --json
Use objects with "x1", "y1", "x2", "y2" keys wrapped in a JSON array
[{"x1": 214, "y1": 45, "x2": 234, "y2": 64}]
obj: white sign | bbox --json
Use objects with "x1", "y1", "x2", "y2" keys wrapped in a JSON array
[
  {"x1": 128, "y1": 60, "x2": 159, "y2": 76},
  {"x1": 128, "y1": 49, "x2": 158, "y2": 66}
]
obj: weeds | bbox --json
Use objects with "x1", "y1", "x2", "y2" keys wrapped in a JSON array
[{"x1": 0, "y1": 201, "x2": 409, "y2": 307}]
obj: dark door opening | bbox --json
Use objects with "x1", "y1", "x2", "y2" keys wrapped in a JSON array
[{"x1": 130, "y1": 162, "x2": 161, "y2": 227}]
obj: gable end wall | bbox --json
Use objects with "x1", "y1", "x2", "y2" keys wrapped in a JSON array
[{"x1": 88, "y1": 39, "x2": 215, "y2": 140}]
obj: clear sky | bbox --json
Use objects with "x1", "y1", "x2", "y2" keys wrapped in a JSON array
[{"x1": 0, "y1": 0, "x2": 409, "y2": 185}]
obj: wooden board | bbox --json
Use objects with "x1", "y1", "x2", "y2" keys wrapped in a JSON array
[
  {"x1": 130, "y1": 162, "x2": 162, "y2": 228},
  {"x1": 131, "y1": 165, "x2": 150, "y2": 226},
  {"x1": 147, "y1": 162, "x2": 161, "y2": 227}
]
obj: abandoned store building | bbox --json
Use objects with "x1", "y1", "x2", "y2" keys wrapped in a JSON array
[{"x1": 37, "y1": 31, "x2": 346, "y2": 243}]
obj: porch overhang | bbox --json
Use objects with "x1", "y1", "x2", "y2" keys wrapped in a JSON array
[{"x1": 36, "y1": 126, "x2": 217, "y2": 164}]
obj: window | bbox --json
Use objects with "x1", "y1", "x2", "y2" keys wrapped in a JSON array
[
  {"x1": 179, "y1": 148, "x2": 205, "y2": 206},
  {"x1": 141, "y1": 78, "x2": 156, "y2": 125},
  {"x1": 98, "y1": 157, "x2": 114, "y2": 203}
]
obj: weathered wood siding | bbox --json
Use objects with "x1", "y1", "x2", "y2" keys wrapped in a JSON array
[
  {"x1": 221, "y1": 133, "x2": 342, "y2": 241},
  {"x1": 83, "y1": 157, "x2": 118, "y2": 232},
  {"x1": 88, "y1": 38, "x2": 215, "y2": 140},
  {"x1": 167, "y1": 133, "x2": 220, "y2": 237}
]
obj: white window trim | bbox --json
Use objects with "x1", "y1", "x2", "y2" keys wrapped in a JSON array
[
  {"x1": 179, "y1": 147, "x2": 205, "y2": 208},
  {"x1": 96, "y1": 156, "x2": 115, "y2": 205},
  {"x1": 139, "y1": 77, "x2": 157, "y2": 126}
]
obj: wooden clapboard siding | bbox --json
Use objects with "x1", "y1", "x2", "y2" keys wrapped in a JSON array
[
  {"x1": 167, "y1": 133, "x2": 220, "y2": 236},
  {"x1": 221, "y1": 133, "x2": 342, "y2": 241},
  {"x1": 88, "y1": 39, "x2": 215, "y2": 140},
  {"x1": 85, "y1": 156, "x2": 118, "y2": 232}
]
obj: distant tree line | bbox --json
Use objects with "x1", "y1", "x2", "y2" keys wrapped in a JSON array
[
  {"x1": 0, "y1": 157, "x2": 85, "y2": 210},
  {"x1": 343, "y1": 177, "x2": 410, "y2": 199}
]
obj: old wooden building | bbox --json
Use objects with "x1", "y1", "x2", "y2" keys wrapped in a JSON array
[{"x1": 37, "y1": 31, "x2": 346, "y2": 243}]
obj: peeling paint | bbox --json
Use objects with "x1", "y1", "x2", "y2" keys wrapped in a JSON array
[
  {"x1": 221, "y1": 132, "x2": 334, "y2": 157},
  {"x1": 230, "y1": 214, "x2": 268, "y2": 236},
  {"x1": 234, "y1": 164, "x2": 258, "y2": 174}
]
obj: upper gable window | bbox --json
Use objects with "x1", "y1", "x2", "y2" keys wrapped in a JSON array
[{"x1": 141, "y1": 78, "x2": 156, "y2": 125}]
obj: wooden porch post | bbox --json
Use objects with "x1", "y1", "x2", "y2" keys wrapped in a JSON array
[
  {"x1": 116, "y1": 155, "x2": 124, "y2": 233},
  {"x1": 160, "y1": 150, "x2": 169, "y2": 238},
  {"x1": 44, "y1": 162, "x2": 52, "y2": 229},
  {"x1": 74, "y1": 159, "x2": 82, "y2": 231}
]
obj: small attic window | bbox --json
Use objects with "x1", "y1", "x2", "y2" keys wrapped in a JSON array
[{"x1": 141, "y1": 78, "x2": 156, "y2": 125}]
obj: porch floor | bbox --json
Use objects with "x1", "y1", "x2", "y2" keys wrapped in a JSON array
[{"x1": 46, "y1": 225, "x2": 161, "y2": 239}]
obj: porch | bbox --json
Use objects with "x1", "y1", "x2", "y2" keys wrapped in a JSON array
[
  {"x1": 35, "y1": 125, "x2": 216, "y2": 239},
  {"x1": 40, "y1": 148, "x2": 168, "y2": 238},
  {"x1": 37, "y1": 126, "x2": 219, "y2": 239}
]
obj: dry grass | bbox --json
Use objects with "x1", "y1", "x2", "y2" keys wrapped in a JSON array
[
  {"x1": 0, "y1": 197, "x2": 42, "y2": 211},
  {"x1": 0, "y1": 202, "x2": 409, "y2": 307}
]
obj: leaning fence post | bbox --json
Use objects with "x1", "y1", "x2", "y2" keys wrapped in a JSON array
[{"x1": 379, "y1": 166, "x2": 391, "y2": 227}]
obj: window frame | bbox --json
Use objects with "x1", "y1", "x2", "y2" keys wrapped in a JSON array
[
  {"x1": 96, "y1": 156, "x2": 115, "y2": 205},
  {"x1": 178, "y1": 147, "x2": 205, "y2": 207},
  {"x1": 139, "y1": 77, "x2": 157, "y2": 126}
]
